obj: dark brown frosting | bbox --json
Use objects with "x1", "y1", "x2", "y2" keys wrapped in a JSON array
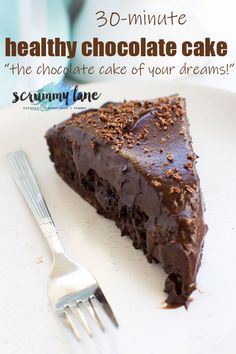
[{"x1": 46, "y1": 95, "x2": 207, "y2": 307}]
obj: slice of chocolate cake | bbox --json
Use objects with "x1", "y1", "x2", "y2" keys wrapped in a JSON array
[{"x1": 45, "y1": 96, "x2": 207, "y2": 308}]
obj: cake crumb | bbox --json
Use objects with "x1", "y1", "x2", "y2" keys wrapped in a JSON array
[
  {"x1": 139, "y1": 128, "x2": 149, "y2": 140},
  {"x1": 36, "y1": 256, "x2": 43, "y2": 264},
  {"x1": 184, "y1": 162, "x2": 193, "y2": 170},
  {"x1": 160, "y1": 138, "x2": 166, "y2": 144},
  {"x1": 151, "y1": 180, "x2": 162, "y2": 188},
  {"x1": 165, "y1": 169, "x2": 174, "y2": 178},
  {"x1": 187, "y1": 152, "x2": 197, "y2": 161},
  {"x1": 179, "y1": 127, "x2": 186, "y2": 135},
  {"x1": 186, "y1": 218, "x2": 194, "y2": 225},
  {"x1": 173, "y1": 173, "x2": 182, "y2": 181},
  {"x1": 166, "y1": 152, "x2": 174, "y2": 162},
  {"x1": 185, "y1": 185, "x2": 195, "y2": 193},
  {"x1": 169, "y1": 186, "x2": 181, "y2": 194},
  {"x1": 162, "y1": 162, "x2": 169, "y2": 168}
]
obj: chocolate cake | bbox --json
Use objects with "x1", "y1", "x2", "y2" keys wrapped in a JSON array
[{"x1": 45, "y1": 95, "x2": 207, "y2": 308}]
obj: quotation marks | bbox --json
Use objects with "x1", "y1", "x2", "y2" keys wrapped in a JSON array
[
  {"x1": 4, "y1": 63, "x2": 10, "y2": 68},
  {"x1": 226, "y1": 63, "x2": 235, "y2": 74}
]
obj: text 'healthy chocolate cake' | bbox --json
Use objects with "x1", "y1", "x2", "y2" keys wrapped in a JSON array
[{"x1": 46, "y1": 95, "x2": 207, "y2": 308}]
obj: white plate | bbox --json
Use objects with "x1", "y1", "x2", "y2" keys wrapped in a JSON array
[{"x1": 0, "y1": 81, "x2": 235, "y2": 354}]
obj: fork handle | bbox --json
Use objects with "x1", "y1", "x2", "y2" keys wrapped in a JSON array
[{"x1": 7, "y1": 151, "x2": 64, "y2": 255}]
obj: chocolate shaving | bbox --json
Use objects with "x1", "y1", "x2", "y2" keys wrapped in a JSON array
[
  {"x1": 166, "y1": 152, "x2": 174, "y2": 162},
  {"x1": 173, "y1": 173, "x2": 182, "y2": 181},
  {"x1": 151, "y1": 180, "x2": 162, "y2": 188},
  {"x1": 184, "y1": 162, "x2": 193, "y2": 170},
  {"x1": 169, "y1": 186, "x2": 181, "y2": 194}
]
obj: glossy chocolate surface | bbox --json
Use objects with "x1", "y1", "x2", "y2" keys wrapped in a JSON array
[{"x1": 46, "y1": 96, "x2": 207, "y2": 307}]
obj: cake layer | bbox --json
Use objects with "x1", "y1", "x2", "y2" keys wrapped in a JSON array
[{"x1": 46, "y1": 96, "x2": 207, "y2": 307}]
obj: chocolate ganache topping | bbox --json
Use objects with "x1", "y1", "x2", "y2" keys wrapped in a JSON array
[{"x1": 46, "y1": 95, "x2": 207, "y2": 308}]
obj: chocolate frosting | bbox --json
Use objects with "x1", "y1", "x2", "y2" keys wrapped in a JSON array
[{"x1": 46, "y1": 95, "x2": 207, "y2": 307}]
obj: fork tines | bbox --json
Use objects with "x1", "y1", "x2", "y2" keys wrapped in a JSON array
[{"x1": 63, "y1": 292, "x2": 118, "y2": 340}]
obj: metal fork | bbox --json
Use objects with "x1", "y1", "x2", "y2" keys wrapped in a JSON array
[{"x1": 7, "y1": 150, "x2": 118, "y2": 340}]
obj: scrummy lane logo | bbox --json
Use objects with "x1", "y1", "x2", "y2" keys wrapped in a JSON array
[{"x1": 12, "y1": 81, "x2": 102, "y2": 110}]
